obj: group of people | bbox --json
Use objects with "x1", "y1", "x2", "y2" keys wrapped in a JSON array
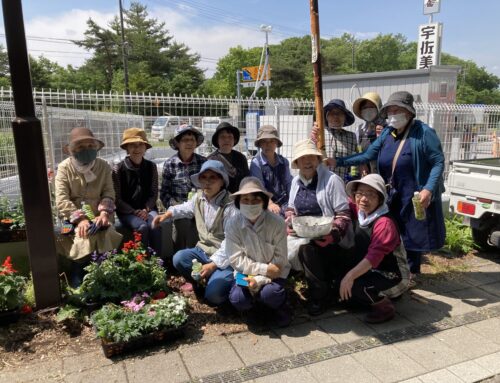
[{"x1": 54, "y1": 90, "x2": 446, "y2": 328}]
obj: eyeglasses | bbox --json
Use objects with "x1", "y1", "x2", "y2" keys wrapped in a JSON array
[{"x1": 354, "y1": 191, "x2": 378, "y2": 199}]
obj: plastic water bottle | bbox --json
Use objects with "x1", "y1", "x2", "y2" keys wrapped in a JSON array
[
  {"x1": 412, "y1": 192, "x2": 426, "y2": 221},
  {"x1": 81, "y1": 202, "x2": 95, "y2": 220},
  {"x1": 187, "y1": 188, "x2": 196, "y2": 200},
  {"x1": 191, "y1": 259, "x2": 202, "y2": 281}
]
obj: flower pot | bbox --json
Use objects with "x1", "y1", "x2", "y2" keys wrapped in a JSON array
[
  {"x1": 99, "y1": 322, "x2": 188, "y2": 358},
  {"x1": 0, "y1": 308, "x2": 21, "y2": 326}
]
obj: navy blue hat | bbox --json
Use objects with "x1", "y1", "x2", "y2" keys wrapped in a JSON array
[
  {"x1": 212, "y1": 122, "x2": 240, "y2": 148},
  {"x1": 324, "y1": 99, "x2": 355, "y2": 127}
]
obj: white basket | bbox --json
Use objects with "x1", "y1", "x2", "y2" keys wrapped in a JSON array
[{"x1": 292, "y1": 216, "x2": 332, "y2": 239}]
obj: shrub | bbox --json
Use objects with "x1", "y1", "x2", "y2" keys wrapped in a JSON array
[{"x1": 443, "y1": 215, "x2": 477, "y2": 255}]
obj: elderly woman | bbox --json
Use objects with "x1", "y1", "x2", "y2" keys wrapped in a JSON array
[
  {"x1": 249, "y1": 125, "x2": 292, "y2": 215},
  {"x1": 153, "y1": 160, "x2": 235, "y2": 306},
  {"x1": 112, "y1": 128, "x2": 161, "y2": 251},
  {"x1": 160, "y1": 125, "x2": 206, "y2": 263},
  {"x1": 207, "y1": 122, "x2": 249, "y2": 193},
  {"x1": 311, "y1": 99, "x2": 358, "y2": 180},
  {"x1": 335, "y1": 174, "x2": 410, "y2": 323},
  {"x1": 226, "y1": 177, "x2": 291, "y2": 327},
  {"x1": 335, "y1": 91, "x2": 446, "y2": 281},
  {"x1": 287, "y1": 139, "x2": 353, "y2": 316},
  {"x1": 55, "y1": 127, "x2": 122, "y2": 287}
]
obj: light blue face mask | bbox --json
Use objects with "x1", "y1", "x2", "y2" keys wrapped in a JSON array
[{"x1": 73, "y1": 148, "x2": 97, "y2": 165}]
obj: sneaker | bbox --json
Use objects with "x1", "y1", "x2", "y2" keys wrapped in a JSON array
[{"x1": 364, "y1": 297, "x2": 395, "y2": 324}]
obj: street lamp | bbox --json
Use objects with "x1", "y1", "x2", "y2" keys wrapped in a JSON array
[{"x1": 260, "y1": 24, "x2": 272, "y2": 99}]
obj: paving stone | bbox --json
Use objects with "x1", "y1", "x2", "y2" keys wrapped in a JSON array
[
  {"x1": 447, "y1": 360, "x2": 492, "y2": 383},
  {"x1": 125, "y1": 350, "x2": 189, "y2": 383},
  {"x1": 474, "y1": 351, "x2": 500, "y2": 375},
  {"x1": 449, "y1": 286, "x2": 500, "y2": 309},
  {"x1": 478, "y1": 282, "x2": 500, "y2": 298},
  {"x1": 364, "y1": 313, "x2": 413, "y2": 334},
  {"x1": 418, "y1": 368, "x2": 465, "y2": 383},
  {"x1": 433, "y1": 326, "x2": 500, "y2": 359},
  {"x1": 418, "y1": 278, "x2": 471, "y2": 295},
  {"x1": 64, "y1": 363, "x2": 127, "y2": 383},
  {"x1": 466, "y1": 318, "x2": 500, "y2": 345},
  {"x1": 393, "y1": 334, "x2": 466, "y2": 370},
  {"x1": 62, "y1": 350, "x2": 113, "y2": 374},
  {"x1": 461, "y1": 271, "x2": 500, "y2": 287},
  {"x1": 306, "y1": 354, "x2": 380, "y2": 383},
  {"x1": 273, "y1": 322, "x2": 336, "y2": 354},
  {"x1": 399, "y1": 378, "x2": 424, "y2": 383},
  {"x1": 351, "y1": 344, "x2": 425, "y2": 383},
  {"x1": 229, "y1": 331, "x2": 291, "y2": 365},
  {"x1": 315, "y1": 313, "x2": 374, "y2": 343},
  {"x1": 253, "y1": 366, "x2": 318, "y2": 383},
  {"x1": 0, "y1": 360, "x2": 64, "y2": 383},
  {"x1": 427, "y1": 293, "x2": 483, "y2": 316},
  {"x1": 180, "y1": 339, "x2": 243, "y2": 378}
]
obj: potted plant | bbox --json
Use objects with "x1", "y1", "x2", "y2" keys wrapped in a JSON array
[
  {"x1": 0, "y1": 197, "x2": 26, "y2": 243},
  {"x1": 91, "y1": 292, "x2": 189, "y2": 357},
  {"x1": 0, "y1": 256, "x2": 28, "y2": 325},
  {"x1": 79, "y1": 232, "x2": 167, "y2": 305}
]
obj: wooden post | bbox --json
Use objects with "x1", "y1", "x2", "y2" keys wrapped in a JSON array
[{"x1": 309, "y1": 0, "x2": 325, "y2": 154}]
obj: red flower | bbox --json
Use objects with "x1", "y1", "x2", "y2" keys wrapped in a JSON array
[
  {"x1": 133, "y1": 232, "x2": 142, "y2": 243},
  {"x1": 1, "y1": 256, "x2": 17, "y2": 274},
  {"x1": 135, "y1": 254, "x2": 144, "y2": 263},
  {"x1": 153, "y1": 291, "x2": 166, "y2": 300},
  {"x1": 21, "y1": 304, "x2": 33, "y2": 314}
]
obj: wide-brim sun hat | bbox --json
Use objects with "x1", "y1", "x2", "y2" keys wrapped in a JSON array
[
  {"x1": 352, "y1": 92, "x2": 382, "y2": 120},
  {"x1": 346, "y1": 173, "x2": 388, "y2": 202},
  {"x1": 254, "y1": 125, "x2": 283, "y2": 148},
  {"x1": 64, "y1": 127, "x2": 104, "y2": 154},
  {"x1": 120, "y1": 127, "x2": 152, "y2": 150},
  {"x1": 169, "y1": 124, "x2": 204, "y2": 150},
  {"x1": 230, "y1": 176, "x2": 273, "y2": 199},
  {"x1": 190, "y1": 159, "x2": 229, "y2": 188},
  {"x1": 379, "y1": 91, "x2": 416, "y2": 119},
  {"x1": 212, "y1": 122, "x2": 240, "y2": 148},
  {"x1": 291, "y1": 139, "x2": 324, "y2": 169},
  {"x1": 324, "y1": 99, "x2": 355, "y2": 127}
]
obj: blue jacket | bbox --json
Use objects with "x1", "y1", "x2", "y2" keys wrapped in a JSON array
[{"x1": 337, "y1": 119, "x2": 445, "y2": 197}]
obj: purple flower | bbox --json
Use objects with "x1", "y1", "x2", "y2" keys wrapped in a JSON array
[{"x1": 156, "y1": 258, "x2": 164, "y2": 267}]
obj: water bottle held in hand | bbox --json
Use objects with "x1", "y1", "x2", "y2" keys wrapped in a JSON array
[
  {"x1": 412, "y1": 192, "x2": 426, "y2": 221},
  {"x1": 191, "y1": 259, "x2": 202, "y2": 281},
  {"x1": 81, "y1": 202, "x2": 95, "y2": 220}
]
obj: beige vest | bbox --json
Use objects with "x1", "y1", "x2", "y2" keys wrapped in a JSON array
[{"x1": 194, "y1": 191, "x2": 232, "y2": 256}]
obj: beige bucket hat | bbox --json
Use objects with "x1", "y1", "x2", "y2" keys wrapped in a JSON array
[
  {"x1": 254, "y1": 125, "x2": 283, "y2": 148},
  {"x1": 230, "y1": 176, "x2": 273, "y2": 199},
  {"x1": 120, "y1": 127, "x2": 152, "y2": 150},
  {"x1": 346, "y1": 173, "x2": 388, "y2": 202},
  {"x1": 291, "y1": 139, "x2": 323, "y2": 169},
  {"x1": 352, "y1": 92, "x2": 382, "y2": 119},
  {"x1": 64, "y1": 127, "x2": 104, "y2": 154}
]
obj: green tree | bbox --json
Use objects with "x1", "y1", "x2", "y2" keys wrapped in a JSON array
[
  {"x1": 29, "y1": 56, "x2": 63, "y2": 89},
  {"x1": 0, "y1": 44, "x2": 10, "y2": 88}
]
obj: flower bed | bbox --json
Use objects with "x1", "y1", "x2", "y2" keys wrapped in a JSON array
[
  {"x1": 91, "y1": 293, "x2": 189, "y2": 357},
  {"x1": 0, "y1": 256, "x2": 32, "y2": 325}
]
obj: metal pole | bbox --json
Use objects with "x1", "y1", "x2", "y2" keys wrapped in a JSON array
[
  {"x1": 309, "y1": 0, "x2": 325, "y2": 155},
  {"x1": 265, "y1": 30, "x2": 270, "y2": 99},
  {"x1": 119, "y1": 0, "x2": 130, "y2": 95},
  {"x1": 1, "y1": 0, "x2": 60, "y2": 308},
  {"x1": 236, "y1": 70, "x2": 241, "y2": 99}
]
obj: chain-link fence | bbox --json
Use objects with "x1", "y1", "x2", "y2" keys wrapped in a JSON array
[{"x1": 0, "y1": 88, "x2": 499, "y2": 201}]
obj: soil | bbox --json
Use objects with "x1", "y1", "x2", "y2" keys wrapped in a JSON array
[{"x1": 0, "y1": 251, "x2": 487, "y2": 370}]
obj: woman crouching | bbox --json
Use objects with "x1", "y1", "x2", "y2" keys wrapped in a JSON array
[
  {"x1": 226, "y1": 177, "x2": 291, "y2": 327},
  {"x1": 337, "y1": 174, "x2": 410, "y2": 323}
]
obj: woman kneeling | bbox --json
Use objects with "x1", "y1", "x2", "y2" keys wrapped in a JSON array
[{"x1": 338, "y1": 174, "x2": 410, "y2": 323}]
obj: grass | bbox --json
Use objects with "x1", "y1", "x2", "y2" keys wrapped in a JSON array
[{"x1": 442, "y1": 214, "x2": 477, "y2": 255}]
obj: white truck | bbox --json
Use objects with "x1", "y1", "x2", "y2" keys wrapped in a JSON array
[
  {"x1": 448, "y1": 158, "x2": 500, "y2": 249},
  {"x1": 150, "y1": 116, "x2": 181, "y2": 141}
]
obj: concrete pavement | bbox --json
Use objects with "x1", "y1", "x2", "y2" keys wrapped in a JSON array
[{"x1": 2, "y1": 251, "x2": 500, "y2": 383}]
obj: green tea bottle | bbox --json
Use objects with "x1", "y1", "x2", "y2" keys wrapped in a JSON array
[
  {"x1": 412, "y1": 192, "x2": 426, "y2": 221},
  {"x1": 191, "y1": 259, "x2": 202, "y2": 281},
  {"x1": 81, "y1": 202, "x2": 95, "y2": 220}
]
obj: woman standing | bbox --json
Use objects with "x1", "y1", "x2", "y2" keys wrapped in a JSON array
[{"x1": 335, "y1": 91, "x2": 446, "y2": 279}]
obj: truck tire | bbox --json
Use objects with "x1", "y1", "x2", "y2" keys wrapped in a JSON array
[{"x1": 472, "y1": 227, "x2": 493, "y2": 250}]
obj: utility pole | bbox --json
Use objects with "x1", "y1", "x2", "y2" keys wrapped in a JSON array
[
  {"x1": 119, "y1": 0, "x2": 130, "y2": 95},
  {"x1": 260, "y1": 25, "x2": 272, "y2": 99}
]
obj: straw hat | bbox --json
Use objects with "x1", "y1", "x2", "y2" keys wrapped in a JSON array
[
  {"x1": 64, "y1": 127, "x2": 104, "y2": 154},
  {"x1": 120, "y1": 127, "x2": 152, "y2": 150},
  {"x1": 169, "y1": 124, "x2": 204, "y2": 150},
  {"x1": 254, "y1": 125, "x2": 282, "y2": 148},
  {"x1": 190, "y1": 160, "x2": 229, "y2": 188},
  {"x1": 230, "y1": 176, "x2": 272, "y2": 199},
  {"x1": 291, "y1": 139, "x2": 323, "y2": 169},
  {"x1": 352, "y1": 92, "x2": 382, "y2": 120},
  {"x1": 379, "y1": 91, "x2": 416, "y2": 118},
  {"x1": 346, "y1": 173, "x2": 388, "y2": 202}
]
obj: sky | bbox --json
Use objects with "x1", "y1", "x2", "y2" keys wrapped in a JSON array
[{"x1": 0, "y1": 0, "x2": 499, "y2": 79}]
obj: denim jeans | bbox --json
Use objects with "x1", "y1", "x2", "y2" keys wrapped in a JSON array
[
  {"x1": 173, "y1": 246, "x2": 234, "y2": 306},
  {"x1": 118, "y1": 211, "x2": 161, "y2": 253}
]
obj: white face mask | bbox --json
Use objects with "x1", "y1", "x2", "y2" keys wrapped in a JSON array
[
  {"x1": 240, "y1": 203, "x2": 263, "y2": 221},
  {"x1": 387, "y1": 113, "x2": 409, "y2": 131},
  {"x1": 361, "y1": 108, "x2": 378, "y2": 122}
]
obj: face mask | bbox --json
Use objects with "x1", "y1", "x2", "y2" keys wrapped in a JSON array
[
  {"x1": 73, "y1": 148, "x2": 97, "y2": 165},
  {"x1": 240, "y1": 203, "x2": 263, "y2": 221},
  {"x1": 361, "y1": 108, "x2": 378, "y2": 122},
  {"x1": 387, "y1": 113, "x2": 409, "y2": 131}
]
